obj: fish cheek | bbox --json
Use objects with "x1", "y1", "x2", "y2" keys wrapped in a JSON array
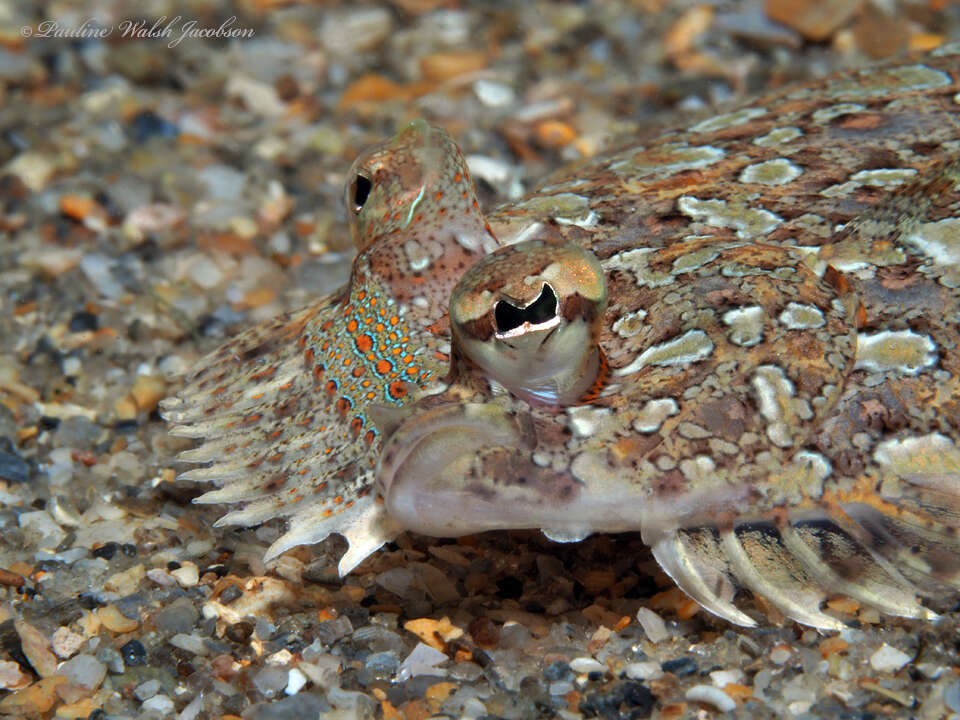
[{"x1": 376, "y1": 402, "x2": 580, "y2": 536}]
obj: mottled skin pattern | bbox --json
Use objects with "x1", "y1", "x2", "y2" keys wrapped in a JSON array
[{"x1": 166, "y1": 49, "x2": 960, "y2": 628}]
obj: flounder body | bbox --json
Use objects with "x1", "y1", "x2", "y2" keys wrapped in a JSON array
[{"x1": 163, "y1": 50, "x2": 960, "y2": 628}]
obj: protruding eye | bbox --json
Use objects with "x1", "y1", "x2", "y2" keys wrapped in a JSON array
[
  {"x1": 351, "y1": 174, "x2": 372, "y2": 213},
  {"x1": 494, "y1": 284, "x2": 557, "y2": 335}
]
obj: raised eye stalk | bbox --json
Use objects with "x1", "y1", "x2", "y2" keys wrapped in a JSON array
[{"x1": 451, "y1": 239, "x2": 607, "y2": 406}]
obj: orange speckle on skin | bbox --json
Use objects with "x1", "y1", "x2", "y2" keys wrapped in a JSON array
[
  {"x1": 454, "y1": 172, "x2": 462, "y2": 183},
  {"x1": 347, "y1": 319, "x2": 359, "y2": 333},
  {"x1": 388, "y1": 381, "x2": 408, "y2": 399},
  {"x1": 376, "y1": 359, "x2": 393, "y2": 374}
]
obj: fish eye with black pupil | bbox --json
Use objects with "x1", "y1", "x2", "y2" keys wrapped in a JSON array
[
  {"x1": 494, "y1": 284, "x2": 558, "y2": 334},
  {"x1": 351, "y1": 174, "x2": 372, "y2": 213}
]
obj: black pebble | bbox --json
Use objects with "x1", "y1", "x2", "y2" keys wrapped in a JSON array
[
  {"x1": 130, "y1": 109, "x2": 179, "y2": 143},
  {"x1": 68, "y1": 311, "x2": 98, "y2": 332},
  {"x1": 496, "y1": 575, "x2": 524, "y2": 599},
  {"x1": 226, "y1": 621, "x2": 254, "y2": 643},
  {"x1": 0, "y1": 449, "x2": 30, "y2": 484},
  {"x1": 92, "y1": 542, "x2": 119, "y2": 560},
  {"x1": 121, "y1": 543, "x2": 138, "y2": 557},
  {"x1": 579, "y1": 681, "x2": 655, "y2": 719},
  {"x1": 661, "y1": 656, "x2": 697, "y2": 677},
  {"x1": 121, "y1": 639, "x2": 147, "y2": 666}
]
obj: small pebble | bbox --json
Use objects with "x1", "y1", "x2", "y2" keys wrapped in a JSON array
[
  {"x1": 121, "y1": 639, "x2": 147, "y2": 666},
  {"x1": 51, "y1": 626, "x2": 85, "y2": 659},
  {"x1": 219, "y1": 583, "x2": 244, "y2": 604},
  {"x1": 661, "y1": 656, "x2": 697, "y2": 677},
  {"x1": 635, "y1": 607, "x2": 669, "y2": 643},
  {"x1": 92, "y1": 542, "x2": 119, "y2": 560},
  {"x1": 365, "y1": 651, "x2": 400, "y2": 674},
  {"x1": 396, "y1": 642, "x2": 448, "y2": 681},
  {"x1": 56, "y1": 654, "x2": 106, "y2": 691},
  {"x1": 188, "y1": 255, "x2": 224, "y2": 290},
  {"x1": 473, "y1": 79, "x2": 515, "y2": 107},
  {"x1": 769, "y1": 645, "x2": 793, "y2": 664},
  {"x1": 944, "y1": 679, "x2": 960, "y2": 712},
  {"x1": 68, "y1": 311, "x2": 99, "y2": 332},
  {"x1": 141, "y1": 694, "x2": 175, "y2": 714},
  {"x1": 171, "y1": 561, "x2": 199, "y2": 587},
  {"x1": 286, "y1": 667, "x2": 308, "y2": 695},
  {"x1": 170, "y1": 633, "x2": 208, "y2": 656},
  {"x1": 129, "y1": 109, "x2": 179, "y2": 143},
  {"x1": 686, "y1": 684, "x2": 736, "y2": 712},
  {"x1": 134, "y1": 678, "x2": 161, "y2": 700},
  {"x1": 0, "y1": 450, "x2": 31, "y2": 484},
  {"x1": 155, "y1": 597, "x2": 199, "y2": 635},
  {"x1": 710, "y1": 668, "x2": 744, "y2": 688},
  {"x1": 253, "y1": 665, "x2": 289, "y2": 698},
  {"x1": 870, "y1": 643, "x2": 912, "y2": 673},
  {"x1": 623, "y1": 662, "x2": 663, "y2": 681},
  {"x1": 569, "y1": 657, "x2": 605, "y2": 675},
  {"x1": 146, "y1": 568, "x2": 177, "y2": 587}
]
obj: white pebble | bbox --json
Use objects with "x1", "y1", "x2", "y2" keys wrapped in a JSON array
[
  {"x1": 286, "y1": 667, "x2": 308, "y2": 695},
  {"x1": 473, "y1": 79, "x2": 515, "y2": 107},
  {"x1": 769, "y1": 646, "x2": 792, "y2": 664},
  {"x1": 623, "y1": 661, "x2": 663, "y2": 681},
  {"x1": 188, "y1": 255, "x2": 223, "y2": 289},
  {"x1": 171, "y1": 562, "x2": 199, "y2": 587},
  {"x1": 569, "y1": 657, "x2": 605, "y2": 675},
  {"x1": 396, "y1": 642, "x2": 448, "y2": 681},
  {"x1": 80, "y1": 253, "x2": 124, "y2": 299},
  {"x1": 51, "y1": 626, "x2": 85, "y2": 659},
  {"x1": 686, "y1": 684, "x2": 736, "y2": 712},
  {"x1": 61, "y1": 356, "x2": 82, "y2": 376},
  {"x1": 141, "y1": 694, "x2": 174, "y2": 714},
  {"x1": 635, "y1": 607, "x2": 669, "y2": 643},
  {"x1": 18, "y1": 510, "x2": 66, "y2": 548},
  {"x1": 869, "y1": 643, "x2": 912, "y2": 673},
  {"x1": 170, "y1": 633, "x2": 208, "y2": 656},
  {"x1": 710, "y1": 668, "x2": 744, "y2": 688}
]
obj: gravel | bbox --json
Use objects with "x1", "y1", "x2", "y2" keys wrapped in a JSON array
[{"x1": 1, "y1": 1, "x2": 959, "y2": 718}]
